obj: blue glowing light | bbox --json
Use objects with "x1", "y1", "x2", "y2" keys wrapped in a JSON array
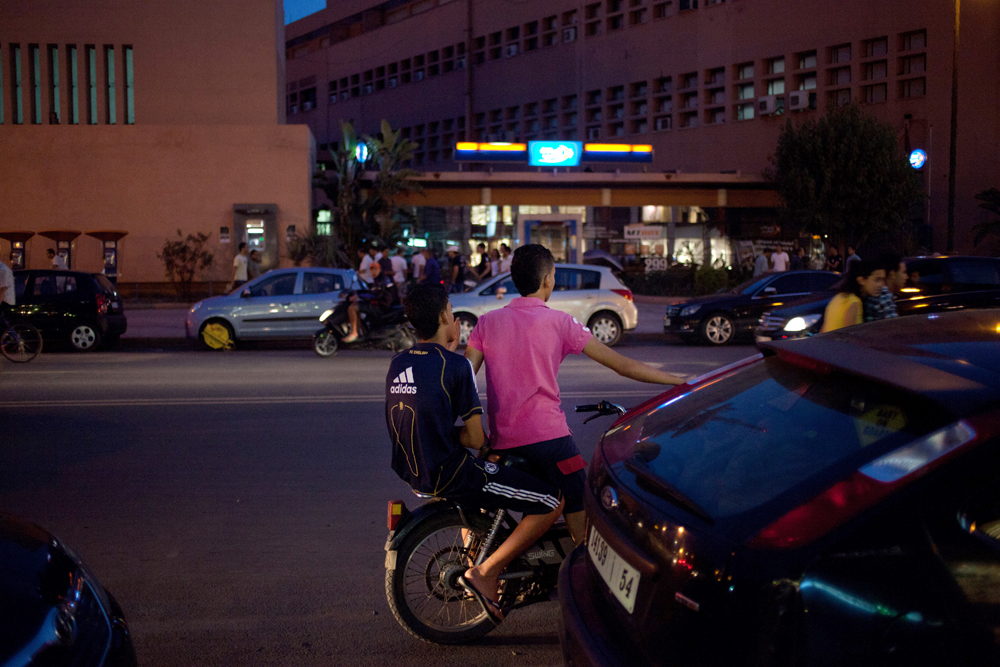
[
  {"x1": 528, "y1": 141, "x2": 583, "y2": 167},
  {"x1": 355, "y1": 143, "x2": 370, "y2": 163},
  {"x1": 909, "y1": 149, "x2": 927, "y2": 169}
]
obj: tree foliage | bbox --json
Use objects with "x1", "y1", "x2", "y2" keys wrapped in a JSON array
[
  {"x1": 768, "y1": 104, "x2": 922, "y2": 248},
  {"x1": 308, "y1": 119, "x2": 422, "y2": 266},
  {"x1": 286, "y1": 228, "x2": 350, "y2": 268},
  {"x1": 972, "y1": 188, "x2": 1000, "y2": 247},
  {"x1": 156, "y1": 229, "x2": 214, "y2": 301}
]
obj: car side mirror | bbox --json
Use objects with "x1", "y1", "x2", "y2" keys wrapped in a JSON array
[
  {"x1": 241, "y1": 289, "x2": 251, "y2": 298},
  {"x1": 763, "y1": 287, "x2": 777, "y2": 296}
]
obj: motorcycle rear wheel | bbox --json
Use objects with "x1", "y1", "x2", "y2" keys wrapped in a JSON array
[
  {"x1": 386, "y1": 508, "x2": 508, "y2": 644},
  {"x1": 313, "y1": 331, "x2": 338, "y2": 357}
]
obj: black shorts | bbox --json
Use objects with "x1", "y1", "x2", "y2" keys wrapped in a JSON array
[
  {"x1": 450, "y1": 458, "x2": 563, "y2": 517},
  {"x1": 505, "y1": 436, "x2": 587, "y2": 514}
]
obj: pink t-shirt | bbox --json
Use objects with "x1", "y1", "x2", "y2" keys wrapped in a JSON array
[{"x1": 467, "y1": 297, "x2": 593, "y2": 449}]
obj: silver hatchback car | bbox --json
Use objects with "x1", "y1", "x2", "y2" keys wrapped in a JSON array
[
  {"x1": 185, "y1": 267, "x2": 362, "y2": 347},
  {"x1": 449, "y1": 263, "x2": 637, "y2": 347}
]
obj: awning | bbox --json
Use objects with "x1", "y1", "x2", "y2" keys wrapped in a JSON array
[
  {"x1": 0, "y1": 231, "x2": 36, "y2": 243},
  {"x1": 85, "y1": 230, "x2": 129, "y2": 242},
  {"x1": 38, "y1": 230, "x2": 82, "y2": 243}
]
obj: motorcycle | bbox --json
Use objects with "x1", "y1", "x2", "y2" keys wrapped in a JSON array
[
  {"x1": 314, "y1": 290, "x2": 417, "y2": 357},
  {"x1": 383, "y1": 400, "x2": 626, "y2": 644}
]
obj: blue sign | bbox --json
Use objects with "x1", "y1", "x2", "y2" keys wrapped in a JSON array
[
  {"x1": 355, "y1": 143, "x2": 370, "y2": 163},
  {"x1": 528, "y1": 141, "x2": 582, "y2": 167},
  {"x1": 909, "y1": 148, "x2": 927, "y2": 170}
]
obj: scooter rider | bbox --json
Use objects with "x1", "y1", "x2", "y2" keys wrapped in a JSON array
[
  {"x1": 343, "y1": 261, "x2": 397, "y2": 344},
  {"x1": 385, "y1": 284, "x2": 565, "y2": 623}
]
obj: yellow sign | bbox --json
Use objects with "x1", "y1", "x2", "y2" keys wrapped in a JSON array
[{"x1": 855, "y1": 405, "x2": 907, "y2": 447}]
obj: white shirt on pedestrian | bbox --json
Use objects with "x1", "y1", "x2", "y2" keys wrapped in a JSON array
[
  {"x1": 410, "y1": 253, "x2": 426, "y2": 280},
  {"x1": 390, "y1": 255, "x2": 407, "y2": 284},
  {"x1": 51, "y1": 255, "x2": 68, "y2": 270},
  {"x1": 499, "y1": 255, "x2": 512, "y2": 274},
  {"x1": 0, "y1": 261, "x2": 15, "y2": 306},
  {"x1": 233, "y1": 253, "x2": 248, "y2": 281},
  {"x1": 771, "y1": 251, "x2": 790, "y2": 272},
  {"x1": 359, "y1": 254, "x2": 375, "y2": 283}
]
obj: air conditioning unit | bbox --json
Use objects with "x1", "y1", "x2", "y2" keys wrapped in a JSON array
[
  {"x1": 302, "y1": 101, "x2": 313, "y2": 111},
  {"x1": 757, "y1": 95, "x2": 777, "y2": 115},
  {"x1": 787, "y1": 91, "x2": 809, "y2": 111},
  {"x1": 562, "y1": 27, "x2": 577, "y2": 42}
]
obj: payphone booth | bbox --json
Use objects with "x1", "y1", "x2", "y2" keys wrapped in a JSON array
[
  {"x1": 39, "y1": 230, "x2": 81, "y2": 269},
  {"x1": 517, "y1": 214, "x2": 584, "y2": 263},
  {"x1": 0, "y1": 231, "x2": 35, "y2": 269},
  {"x1": 86, "y1": 230, "x2": 128, "y2": 283}
]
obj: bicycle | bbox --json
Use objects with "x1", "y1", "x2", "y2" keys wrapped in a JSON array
[{"x1": 0, "y1": 310, "x2": 43, "y2": 362}]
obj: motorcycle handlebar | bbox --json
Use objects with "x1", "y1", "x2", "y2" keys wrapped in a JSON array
[{"x1": 575, "y1": 404, "x2": 600, "y2": 413}]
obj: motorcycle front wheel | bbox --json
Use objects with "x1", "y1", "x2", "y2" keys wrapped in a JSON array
[
  {"x1": 386, "y1": 508, "x2": 507, "y2": 644},
  {"x1": 313, "y1": 331, "x2": 338, "y2": 357}
]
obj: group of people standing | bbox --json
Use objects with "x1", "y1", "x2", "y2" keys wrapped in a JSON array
[
  {"x1": 230, "y1": 243, "x2": 264, "y2": 291},
  {"x1": 753, "y1": 243, "x2": 863, "y2": 277},
  {"x1": 358, "y1": 242, "x2": 514, "y2": 296}
]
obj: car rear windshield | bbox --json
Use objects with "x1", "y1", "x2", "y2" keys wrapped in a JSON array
[
  {"x1": 601, "y1": 357, "x2": 952, "y2": 518},
  {"x1": 94, "y1": 274, "x2": 117, "y2": 294}
]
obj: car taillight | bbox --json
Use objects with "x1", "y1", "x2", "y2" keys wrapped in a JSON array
[
  {"x1": 611, "y1": 289, "x2": 633, "y2": 301},
  {"x1": 748, "y1": 420, "x2": 979, "y2": 549},
  {"x1": 95, "y1": 293, "x2": 110, "y2": 315}
]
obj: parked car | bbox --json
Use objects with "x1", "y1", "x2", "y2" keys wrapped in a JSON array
[
  {"x1": 11, "y1": 270, "x2": 127, "y2": 351},
  {"x1": 449, "y1": 264, "x2": 637, "y2": 347},
  {"x1": 756, "y1": 255, "x2": 1000, "y2": 342},
  {"x1": 663, "y1": 270, "x2": 841, "y2": 345},
  {"x1": 560, "y1": 308, "x2": 1000, "y2": 666},
  {"x1": 185, "y1": 267, "x2": 362, "y2": 348},
  {"x1": 1, "y1": 512, "x2": 136, "y2": 666}
]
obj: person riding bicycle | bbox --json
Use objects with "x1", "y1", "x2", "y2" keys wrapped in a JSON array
[
  {"x1": 384, "y1": 284, "x2": 565, "y2": 623},
  {"x1": 464, "y1": 244, "x2": 687, "y2": 545},
  {"x1": 0, "y1": 258, "x2": 14, "y2": 316},
  {"x1": 343, "y1": 261, "x2": 398, "y2": 343}
]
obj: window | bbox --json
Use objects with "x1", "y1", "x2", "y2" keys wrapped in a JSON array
[
  {"x1": 585, "y1": 20, "x2": 601, "y2": 36},
  {"x1": 32, "y1": 274, "x2": 78, "y2": 297},
  {"x1": 608, "y1": 103, "x2": 624, "y2": 119},
  {"x1": 899, "y1": 77, "x2": 926, "y2": 98},
  {"x1": 862, "y1": 83, "x2": 887, "y2": 104},
  {"x1": 302, "y1": 272, "x2": 343, "y2": 294},
  {"x1": 829, "y1": 43, "x2": 851, "y2": 64},
  {"x1": 654, "y1": 115, "x2": 671, "y2": 131},
  {"x1": 607, "y1": 85, "x2": 624, "y2": 101},
  {"x1": 544, "y1": 98, "x2": 558, "y2": 113},
  {"x1": 828, "y1": 66, "x2": 851, "y2": 86},
  {"x1": 797, "y1": 50, "x2": 817, "y2": 69},
  {"x1": 564, "y1": 112, "x2": 578, "y2": 127},
  {"x1": 679, "y1": 111, "x2": 697, "y2": 128},
  {"x1": 681, "y1": 91, "x2": 698, "y2": 109},
  {"x1": 705, "y1": 108, "x2": 725, "y2": 125},
  {"x1": 85, "y1": 45, "x2": 97, "y2": 124},
  {"x1": 679, "y1": 0, "x2": 697, "y2": 9},
  {"x1": 767, "y1": 78, "x2": 785, "y2": 95},
  {"x1": 900, "y1": 29, "x2": 926, "y2": 52},
  {"x1": 736, "y1": 102, "x2": 754, "y2": 121},
  {"x1": 632, "y1": 100, "x2": 647, "y2": 115},
  {"x1": 29, "y1": 44, "x2": 41, "y2": 124},
  {"x1": 563, "y1": 26, "x2": 577, "y2": 43},
  {"x1": 586, "y1": 89, "x2": 601, "y2": 106},
  {"x1": 706, "y1": 88, "x2": 725, "y2": 105},
  {"x1": 586, "y1": 2, "x2": 601, "y2": 19},
  {"x1": 796, "y1": 73, "x2": 816, "y2": 90},
  {"x1": 543, "y1": 15, "x2": 558, "y2": 31},
  {"x1": 906, "y1": 260, "x2": 946, "y2": 294},
  {"x1": 630, "y1": 80, "x2": 648, "y2": 97},
  {"x1": 653, "y1": 2, "x2": 673, "y2": 18},
  {"x1": 607, "y1": 0, "x2": 624, "y2": 12},
  {"x1": 506, "y1": 26, "x2": 520, "y2": 41},
  {"x1": 554, "y1": 268, "x2": 601, "y2": 290},
  {"x1": 122, "y1": 45, "x2": 134, "y2": 124},
  {"x1": 828, "y1": 88, "x2": 851, "y2": 107},
  {"x1": 563, "y1": 94, "x2": 578, "y2": 109},
  {"x1": 680, "y1": 72, "x2": 697, "y2": 89},
  {"x1": 562, "y1": 10, "x2": 578, "y2": 25},
  {"x1": 736, "y1": 62, "x2": 754, "y2": 80},
  {"x1": 863, "y1": 37, "x2": 888, "y2": 58},
  {"x1": 706, "y1": 67, "x2": 724, "y2": 86},
  {"x1": 524, "y1": 102, "x2": 538, "y2": 117},
  {"x1": 46, "y1": 45, "x2": 60, "y2": 124},
  {"x1": 630, "y1": 8, "x2": 648, "y2": 24},
  {"x1": 767, "y1": 273, "x2": 812, "y2": 295},
  {"x1": 863, "y1": 60, "x2": 887, "y2": 80},
  {"x1": 587, "y1": 126, "x2": 601, "y2": 139},
  {"x1": 948, "y1": 259, "x2": 1000, "y2": 291},
  {"x1": 767, "y1": 57, "x2": 784, "y2": 75},
  {"x1": 607, "y1": 120, "x2": 625, "y2": 136},
  {"x1": 104, "y1": 45, "x2": 115, "y2": 124},
  {"x1": 67, "y1": 45, "x2": 79, "y2": 124},
  {"x1": 656, "y1": 97, "x2": 672, "y2": 112},
  {"x1": 247, "y1": 273, "x2": 297, "y2": 298},
  {"x1": 608, "y1": 14, "x2": 625, "y2": 30},
  {"x1": 736, "y1": 82, "x2": 754, "y2": 100},
  {"x1": 899, "y1": 54, "x2": 926, "y2": 75}
]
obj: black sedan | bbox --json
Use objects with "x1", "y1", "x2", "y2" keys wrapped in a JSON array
[
  {"x1": 561, "y1": 309, "x2": 1000, "y2": 666},
  {"x1": 0, "y1": 512, "x2": 136, "y2": 666},
  {"x1": 12, "y1": 270, "x2": 127, "y2": 351},
  {"x1": 664, "y1": 271, "x2": 840, "y2": 345},
  {"x1": 757, "y1": 255, "x2": 1000, "y2": 342}
]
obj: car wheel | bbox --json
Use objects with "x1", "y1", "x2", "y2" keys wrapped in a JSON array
[
  {"x1": 69, "y1": 322, "x2": 102, "y2": 352},
  {"x1": 588, "y1": 312, "x2": 623, "y2": 347},
  {"x1": 199, "y1": 319, "x2": 235, "y2": 350},
  {"x1": 700, "y1": 313, "x2": 735, "y2": 345},
  {"x1": 455, "y1": 314, "x2": 476, "y2": 347}
]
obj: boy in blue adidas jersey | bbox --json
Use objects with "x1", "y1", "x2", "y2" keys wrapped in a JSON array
[{"x1": 386, "y1": 284, "x2": 565, "y2": 623}]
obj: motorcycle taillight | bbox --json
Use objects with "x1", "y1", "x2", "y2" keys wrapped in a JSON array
[{"x1": 387, "y1": 500, "x2": 408, "y2": 530}]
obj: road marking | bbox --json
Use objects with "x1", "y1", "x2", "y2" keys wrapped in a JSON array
[{"x1": 3, "y1": 389, "x2": 663, "y2": 409}]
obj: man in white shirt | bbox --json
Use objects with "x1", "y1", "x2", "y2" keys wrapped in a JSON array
[
  {"x1": 358, "y1": 246, "x2": 377, "y2": 284},
  {"x1": 47, "y1": 248, "x2": 68, "y2": 270},
  {"x1": 231, "y1": 243, "x2": 250, "y2": 289},
  {"x1": 0, "y1": 258, "x2": 15, "y2": 314},
  {"x1": 410, "y1": 247, "x2": 426, "y2": 283},
  {"x1": 771, "y1": 247, "x2": 790, "y2": 272},
  {"x1": 499, "y1": 243, "x2": 513, "y2": 274},
  {"x1": 390, "y1": 247, "x2": 408, "y2": 290}
]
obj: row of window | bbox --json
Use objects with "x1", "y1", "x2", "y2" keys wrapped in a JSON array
[{"x1": 1, "y1": 43, "x2": 134, "y2": 125}]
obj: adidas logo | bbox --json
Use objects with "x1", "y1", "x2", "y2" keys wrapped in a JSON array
[{"x1": 390, "y1": 366, "x2": 417, "y2": 394}]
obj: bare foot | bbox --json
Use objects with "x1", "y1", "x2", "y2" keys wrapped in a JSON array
[{"x1": 463, "y1": 566, "x2": 499, "y2": 603}]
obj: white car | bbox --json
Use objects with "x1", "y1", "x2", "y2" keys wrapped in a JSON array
[{"x1": 449, "y1": 263, "x2": 637, "y2": 347}]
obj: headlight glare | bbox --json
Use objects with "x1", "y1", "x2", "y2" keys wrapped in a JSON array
[
  {"x1": 784, "y1": 314, "x2": 822, "y2": 332},
  {"x1": 319, "y1": 309, "x2": 335, "y2": 322}
]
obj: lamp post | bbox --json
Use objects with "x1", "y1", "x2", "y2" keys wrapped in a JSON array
[{"x1": 947, "y1": 0, "x2": 960, "y2": 252}]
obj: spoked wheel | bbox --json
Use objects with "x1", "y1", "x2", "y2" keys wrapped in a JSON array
[
  {"x1": 700, "y1": 313, "x2": 735, "y2": 345},
  {"x1": 0, "y1": 323, "x2": 43, "y2": 362},
  {"x1": 588, "y1": 312, "x2": 623, "y2": 347},
  {"x1": 386, "y1": 509, "x2": 508, "y2": 644},
  {"x1": 313, "y1": 331, "x2": 338, "y2": 357}
]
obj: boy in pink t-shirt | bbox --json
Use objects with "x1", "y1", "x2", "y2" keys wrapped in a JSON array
[{"x1": 465, "y1": 244, "x2": 686, "y2": 544}]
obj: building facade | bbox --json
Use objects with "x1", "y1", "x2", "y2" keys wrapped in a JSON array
[
  {"x1": 286, "y1": 0, "x2": 1000, "y2": 255},
  {"x1": 0, "y1": 0, "x2": 314, "y2": 284}
]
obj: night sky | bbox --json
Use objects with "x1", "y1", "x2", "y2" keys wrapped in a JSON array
[{"x1": 284, "y1": 0, "x2": 325, "y2": 24}]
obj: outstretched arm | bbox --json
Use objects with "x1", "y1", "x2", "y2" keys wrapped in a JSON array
[
  {"x1": 459, "y1": 414, "x2": 486, "y2": 450},
  {"x1": 582, "y1": 338, "x2": 686, "y2": 384},
  {"x1": 464, "y1": 345, "x2": 484, "y2": 374}
]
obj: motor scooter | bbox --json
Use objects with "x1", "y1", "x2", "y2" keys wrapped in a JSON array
[
  {"x1": 383, "y1": 400, "x2": 626, "y2": 644},
  {"x1": 313, "y1": 290, "x2": 417, "y2": 357}
]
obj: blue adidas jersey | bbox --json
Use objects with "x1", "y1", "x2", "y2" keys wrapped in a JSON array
[{"x1": 385, "y1": 343, "x2": 483, "y2": 496}]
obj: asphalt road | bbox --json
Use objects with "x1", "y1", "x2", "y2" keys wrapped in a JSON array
[{"x1": 0, "y1": 337, "x2": 756, "y2": 667}]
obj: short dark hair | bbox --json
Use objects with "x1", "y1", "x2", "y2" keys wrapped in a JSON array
[
  {"x1": 238, "y1": 242, "x2": 247, "y2": 251},
  {"x1": 510, "y1": 244, "x2": 555, "y2": 296},
  {"x1": 876, "y1": 252, "x2": 903, "y2": 275},
  {"x1": 837, "y1": 258, "x2": 880, "y2": 297},
  {"x1": 404, "y1": 284, "x2": 450, "y2": 340},
  {"x1": 46, "y1": 248, "x2": 55, "y2": 255}
]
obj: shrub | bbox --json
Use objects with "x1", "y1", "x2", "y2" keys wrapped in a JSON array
[{"x1": 156, "y1": 230, "x2": 213, "y2": 302}]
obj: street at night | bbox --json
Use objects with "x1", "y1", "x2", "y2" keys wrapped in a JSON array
[{"x1": 0, "y1": 336, "x2": 753, "y2": 666}]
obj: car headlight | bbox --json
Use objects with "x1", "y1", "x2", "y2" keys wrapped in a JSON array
[
  {"x1": 319, "y1": 309, "x2": 335, "y2": 322},
  {"x1": 189, "y1": 302, "x2": 202, "y2": 313},
  {"x1": 784, "y1": 314, "x2": 822, "y2": 332},
  {"x1": 680, "y1": 304, "x2": 701, "y2": 317}
]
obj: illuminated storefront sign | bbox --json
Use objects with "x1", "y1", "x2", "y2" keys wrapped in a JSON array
[
  {"x1": 454, "y1": 142, "x2": 529, "y2": 162},
  {"x1": 909, "y1": 148, "x2": 927, "y2": 170},
  {"x1": 528, "y1": 141, "x2": 582, "y2": 167},
  {"x1": 582, "y1": 143, "x2": 654, "y2": 163}
]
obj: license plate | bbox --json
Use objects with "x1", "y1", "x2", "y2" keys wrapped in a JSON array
[
  {"x1": 664, "y1": 318, "x2": 671, "y2": 326},
  {"x1": 587, "y1": 524, "x2": 641, "y2": 613}
]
